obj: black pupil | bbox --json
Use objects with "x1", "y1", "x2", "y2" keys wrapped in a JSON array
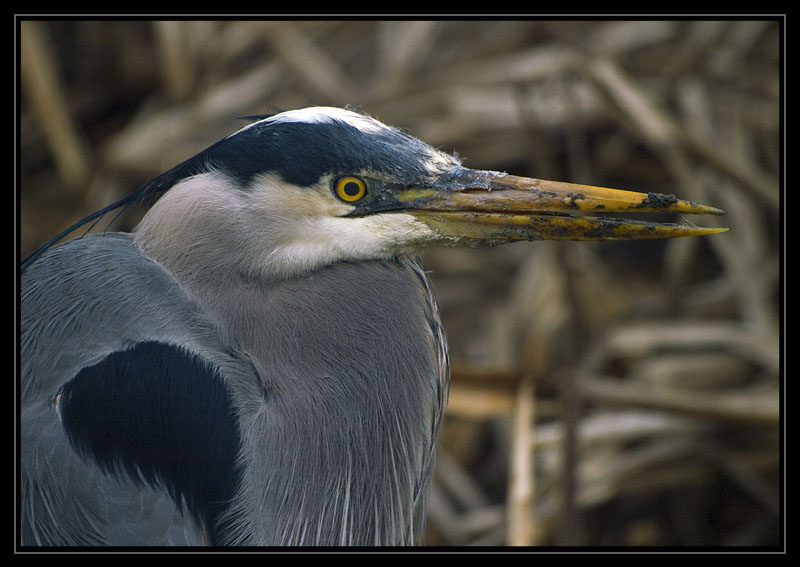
[{"x1": 343, "y1": 181, "x2": 361, "y2": 196}]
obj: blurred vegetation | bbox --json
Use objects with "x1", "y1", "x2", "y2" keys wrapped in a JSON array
[{"x1": 19, "y1": 19, "x2": 782, "y2": 548}]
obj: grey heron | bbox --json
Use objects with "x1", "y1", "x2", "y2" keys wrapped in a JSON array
[{"x1": 20, "y1": 106, "x2": 726, "y2": 546}]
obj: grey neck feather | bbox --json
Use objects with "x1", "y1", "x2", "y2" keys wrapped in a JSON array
[{"x1": 134, "y1": 186, "x2": 446, "y2": 545}]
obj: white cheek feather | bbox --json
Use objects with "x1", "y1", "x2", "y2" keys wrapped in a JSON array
[
  {"x1": 234, "y1": 173, "x2": 439, "y2": 278},
  {"x1": 262, "y1": 214, "x2": 438, "y2": 277}
]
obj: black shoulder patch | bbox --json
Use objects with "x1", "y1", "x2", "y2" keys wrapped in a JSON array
[{"x1": 57, "y1": 341, "x2": 241, "y2": 544}]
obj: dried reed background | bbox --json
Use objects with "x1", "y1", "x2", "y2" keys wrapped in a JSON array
[{"x1": 19, "y1": 19, "x2": 782, "y2": 547}]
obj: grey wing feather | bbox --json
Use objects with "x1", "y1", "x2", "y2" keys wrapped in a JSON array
[{"x1": 20, "y1": 234, "x2": 238, "y2": 546}]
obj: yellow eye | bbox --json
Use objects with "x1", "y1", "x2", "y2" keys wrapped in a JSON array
[{"x1": 334, "y1": 176, "x2": 367, "y2": 203}]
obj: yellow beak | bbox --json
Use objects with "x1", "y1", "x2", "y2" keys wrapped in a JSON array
[{"x1": 396, "y1": 170, "x2": 727, "y2": 244}]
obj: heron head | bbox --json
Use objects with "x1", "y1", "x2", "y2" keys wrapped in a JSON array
[{"x1": 132, "y1": 106, "x2": 726, "y2": 280}]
